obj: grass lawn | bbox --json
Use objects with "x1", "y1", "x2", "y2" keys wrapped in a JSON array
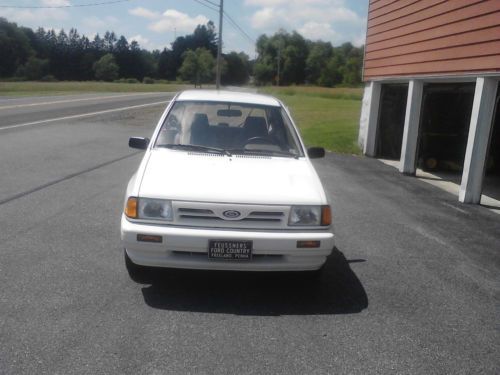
[
  {"x1": 260, "y1": 86, "x2": 363, "y2": 154},
  {"x1": 0, "y1": 81, "x2": 193, "y2": 96}
]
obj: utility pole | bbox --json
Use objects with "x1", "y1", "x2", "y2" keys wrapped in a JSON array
[
  {"x1": 216, "y1": 0, "x2": 223, "y2": 90},
  {"x1": 277, "y1": 43, "x2": 281, "y2": 86}
]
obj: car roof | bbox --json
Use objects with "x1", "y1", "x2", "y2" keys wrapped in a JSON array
[{"x1": 176, "y1": 90, "x2": 282, "y2": 107}]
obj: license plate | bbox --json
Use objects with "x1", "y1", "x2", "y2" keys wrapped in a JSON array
[{"x1": 208, "y1": 240, "x2": 253, "y2": 261}]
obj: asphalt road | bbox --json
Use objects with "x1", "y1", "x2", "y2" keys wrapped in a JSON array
[
  {"x1": 0, "y1": 92, "x2": 171, "y2": 130},
  {"x1": 0, "y1": 94, "x2": 498, "y2": 374}
]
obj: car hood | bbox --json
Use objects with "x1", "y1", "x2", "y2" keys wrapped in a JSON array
[{"x1": 138, "y1": 149, "x2": 326, "y2": 205}]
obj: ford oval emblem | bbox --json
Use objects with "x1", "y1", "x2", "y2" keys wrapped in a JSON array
[{"x1": 223, "y1": 210, "x2": 241, "y2": 219}]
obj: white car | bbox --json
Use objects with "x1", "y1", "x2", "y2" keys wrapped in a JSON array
[{"x1": 121, "y1": 90, "x2": 334, "y2": 279}]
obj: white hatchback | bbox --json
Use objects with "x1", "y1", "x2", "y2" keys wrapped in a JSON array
[{"x1": 121, "y1": 90, "x2": 334, "y2": 279}]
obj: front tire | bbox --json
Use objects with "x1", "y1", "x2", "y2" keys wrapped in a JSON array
[{"x1": 124, "y1": 250, "x2": 149, "y2": 282}]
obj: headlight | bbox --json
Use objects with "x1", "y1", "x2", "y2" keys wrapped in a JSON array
[
  {"x1": 125, "y1": 197, "x2": 173, "y2": 221},
  {"x1": 288, "y1": 205, "x2": 331, "y2": 226},
  {"x1": 139, "y1": 198, "x2": 173, "y2": 220}
]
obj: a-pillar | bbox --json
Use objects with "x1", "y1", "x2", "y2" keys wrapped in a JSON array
[
  {"x1": 459, "y1": 77, "x2": 498, "y2": 204},
  {"x1": 399, "y1": 80, "x2": 424, "y2": 175}
]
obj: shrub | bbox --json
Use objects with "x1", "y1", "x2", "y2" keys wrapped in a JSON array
[
  {"x1": 113, "y1": 78, "x2": 139, "y2": 83},
  {"x1": 143, "y1": 76, "x2": 154, "y2": 84},
  {"x1": 93, "y1": 54, "x2": 119, "y2": 82},
  {"x1": 40, "y1": 74, "x2": 57, "y2": 82},
  {"x1": 2, "y1": 76, "x2": 27, "y2": 82}
]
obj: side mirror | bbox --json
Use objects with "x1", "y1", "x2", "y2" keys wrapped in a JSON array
[
  {"x1": 129, "y1": 137, "x2": 150, "y2": 150},
  {"x1": 307, "y1": 147, "x2": 325, "y2": 159}
]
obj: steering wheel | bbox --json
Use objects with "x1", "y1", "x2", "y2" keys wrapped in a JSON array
[{"x1": 243, "y1": 136, "x2": 275, "y2": 146}]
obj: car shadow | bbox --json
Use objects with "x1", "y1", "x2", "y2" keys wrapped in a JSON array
[{"x1": 139, "y1": 247, "x2": 368, "y2": 316}]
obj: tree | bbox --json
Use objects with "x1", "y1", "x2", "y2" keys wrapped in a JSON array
[
  {"x1": 222, "y1": 52, "x2": 249, "y2": 85},
  {"x1": 93, "y1": 53, "x2": 119, "y2": 81},
  {"x1": 342, "y1": 56, "x2": 362, "y2": 85},
  {"x1": 80, "y1": 51, "x2": 97, "y2": 80},
  {"x1": 169, "y1": 22, "x2": 218, "y2": 79},
  {"x1": 0, "y1": 16, "x2": 364, "y2": 87},
  {"x1": 254, "y1": 35, "x2": 275, "y2": 85},
  {"x1": 18, "y1": 56, "x2": 49, "y2": 80},
  {"x1": 253, "y1": 61, "x2": 274, "y2": 86},
  {"x1": 179, "y1": 48, "x2": 215, "y2": 87},
  {"x1": 0, "y1": 18, "x2": 34, "y2": 77},
  {"x1": 254, "y1": 30, "x2": 309, "y2": 85},
  {"x1": 158, "y1": 48, "x2": 176, "y2": 80},
  {"x1": 103, "y1": 31, "x2": 117, "y2": 52},
  {"x1": 306, "y1": 41, "x2": 333, "y2": 84},
  {"x1": 318, "y1": 54, "x2": 343, "y2": 87}
]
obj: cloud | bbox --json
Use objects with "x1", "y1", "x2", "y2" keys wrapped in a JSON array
[
  {"x1": 249, "y1": 7, "x2": 276, "y2": 30},
  {"x1": 129, "y1": 6, "x2": 210, "y2": 34},
  {"x1": 128, "y1": 7, "x2": 160, "y2": 20},
  {"x1": 0, "y1": 4, "x2": 69, "y2": 25},
  {"x1": 148, "y1": 9, "x2": 209, "y2": 33},
  {"x1": 82, "y1": 16, "x2": 118, "y2": 30},
  {"x1": 298, "y1": 22, "x2": 338, "y2": 41},
  {"x1": 244, "y1": 0, "x2": 288, "y2": 5},
  {"x1": 40, "y1": 0, "x2": 70, "y2": 5},
  {"x1": 249, "y1": 1, "x2": 364, "y2": 30},
  {"x1": 43, "y1": 26, "x2": 61, "y2": 34},
  {"x1": 246, "y1": 0, "x2": 366, "y2": 45},
  {"x1": 128, "y1": 34, "x2": 156, "y2": 49},
  {"x1": 353, "y1": 32, "x2": 366, "y2": 47}
]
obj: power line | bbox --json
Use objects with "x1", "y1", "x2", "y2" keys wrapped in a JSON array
[
  {"x1": 223, "y1": 10, "x2": 255, "y2": 44},
  {"x1": 192, "y1": 0, "x2": 257, "y2": 46},
  {"x1": 0, "y1": 0, "x2": 131, "y2": 8},
  {"x1": 199, "y1": 0, "x2": 219, "y2": 7},
  {"x1": 192, "y1": 0, "x2": 218, "y2": 13}
]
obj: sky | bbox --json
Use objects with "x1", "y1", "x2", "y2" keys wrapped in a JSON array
[{"x1": 0, "y1": 0, "x2": 369, "y2": 56}]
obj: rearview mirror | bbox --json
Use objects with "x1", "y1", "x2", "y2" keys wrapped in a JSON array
[
  {"x1": 129, "y1": 137, "x2": 150, "y2": 150},
  {"x1": 307, "y1": 147, "x2": 325, "y2": 159},
  {"x1": 217, "y1": 109, "x2": 242, "y2": 117}
]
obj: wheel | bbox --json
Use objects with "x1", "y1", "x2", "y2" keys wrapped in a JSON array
[{"x1": 124, "y1": 249, "x2": 150, "y2": 282}]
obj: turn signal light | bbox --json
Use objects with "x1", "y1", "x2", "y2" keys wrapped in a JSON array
[
  {"x1": 297, "y1": 240, "x2": 320, "y2": 248},
  {"x1": 125, "y1": 197, "x2": 138, "y2": 218},
  {"x1": 137, "y1": 234, "x2": 163, "y2": 243},
  {"x1": 321, "y1": 205, "x2": 331, "y2": 226}
]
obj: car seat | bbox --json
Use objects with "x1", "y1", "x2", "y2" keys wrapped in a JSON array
[
  {"x1": 240, "y1": 116, "x2": 268, "y2": 145},
  {"x1": 190, "y1": 113, "x2": 212, "y2": 146}
]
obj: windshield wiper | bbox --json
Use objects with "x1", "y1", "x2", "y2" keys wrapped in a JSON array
[
  {"x1": 228, "y1": 148, "x2": 299, "y2": 159},
  {"x1": 158, "y1": 144, "x2": 231, "y2": 156}
]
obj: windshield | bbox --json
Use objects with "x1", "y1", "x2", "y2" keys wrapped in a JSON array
[{"x1": 154, "y1": 100, "x2": 304, "y2": 157}]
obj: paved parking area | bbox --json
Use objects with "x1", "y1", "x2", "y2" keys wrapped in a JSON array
[{"x1": 0, "y1": 97, "x2": 498, "y2": 374}]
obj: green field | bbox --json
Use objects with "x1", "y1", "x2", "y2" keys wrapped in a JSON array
[
  {"x1": 260, "y1": 86, "x2": 363, "y2": 154},
  {"x1": 0, "y1": 81, "x2": 363, "y2": 154}
]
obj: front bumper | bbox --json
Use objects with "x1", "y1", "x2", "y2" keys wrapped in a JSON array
[{"x1": 121, "y1": 215, "x2": 334, "y2": 271}]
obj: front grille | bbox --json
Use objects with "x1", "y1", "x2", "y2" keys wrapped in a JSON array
[
  {"x1": 250, "y1": 211, "x2": 284, "y2": 217},
  {"x1": 178, "y1": 208, "x2": 214, "y2": 215},
  {"x1": 178, "y1": 215, "x2": 281, "y2": 223},
  {"x1": 172, "y1": 201, "x2": 289, "y2": 229}
]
